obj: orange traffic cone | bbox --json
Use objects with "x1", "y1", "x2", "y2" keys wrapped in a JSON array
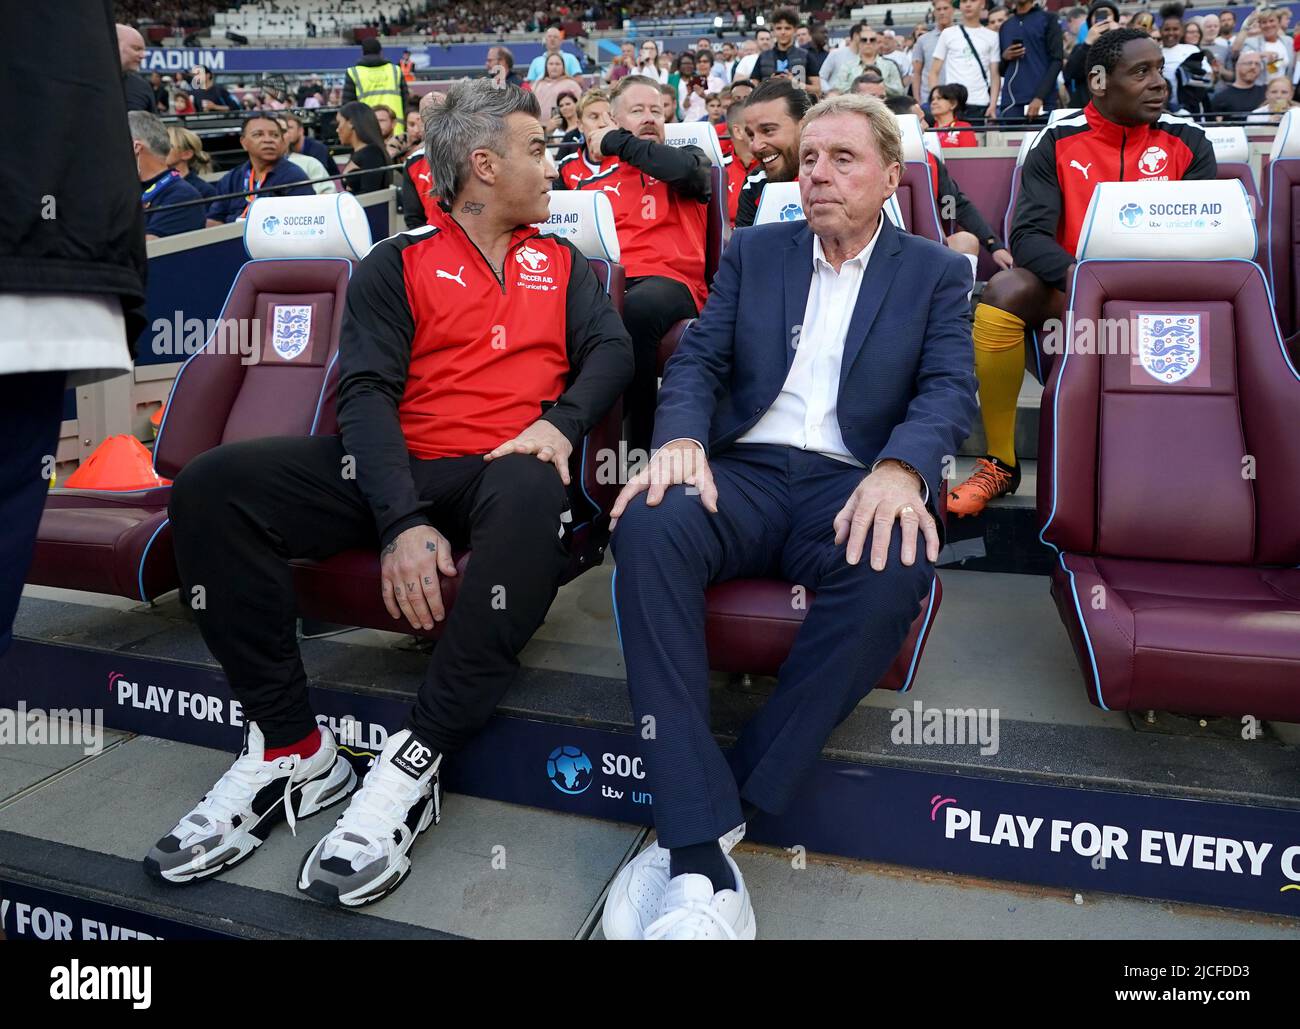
[{"x1": 63, "y1": 435, "x2": 170, "y2": 490}]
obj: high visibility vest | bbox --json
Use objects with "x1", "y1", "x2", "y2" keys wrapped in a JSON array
[{"x1": 347, "y1": 62, "x2": 405, "y2": 129}]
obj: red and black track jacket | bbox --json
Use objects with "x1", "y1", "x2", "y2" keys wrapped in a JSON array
[
  {"x1": 1011, "y1": 103, "x2": 1216, "y2": 291},
  {"x1": 400, "y1": 149, "x2": 439, "y2": 230},
  {"x1": 555, "y1": 128, "x2": 712, "y2": 310},
  {"x1": 336, "y1": 211, "x2": 634, "y2": 547}
]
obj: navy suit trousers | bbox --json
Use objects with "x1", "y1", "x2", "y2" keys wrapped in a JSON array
[{"x1": 611, "y1": 443, "x2": 933, "y2": 848}]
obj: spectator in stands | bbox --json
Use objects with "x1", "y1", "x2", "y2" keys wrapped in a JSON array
[
  {"x1": 280, "y1": 111, "x2": 339, "y2": 178},
  {"x1": 149, "y1": 72, "x2": 168, "y2": 113},
  {"x1": 733, "y1": 30, "x2": 771, "y2": 81},
  {"x1": 401, "y1": 92, "x2": 444, "y2": 229},
  {"x1": 851, "y1": 71, "x2": 888, "y2": 99},
  {"x1": 806, "y1": 22, "x2": 831, "y2": 90},
  {"x1": 753, "y1": 8, "x2": 816, "y2": 91},
  {"x1": 344, "y1": 37, "x2": 409, "y2": 133},
  {"x1": 1211, "y1": 50, "x2": 1267, "y2": 116},
  {"x1": 527, "y1": 25, "x2": 582, "y2": 81},
  {"x1": 1255, "y1": 74, "x2": 1299, "y2": 120},
  {"x1": 1232, "y1": 7, "x2": 1294, "y2": 82},
  {"x1": 117, "y1": 23, "x2": 154, "y2": 112},
  {"x1": 166, "y1": 125, "x2": 217, "y2": 199},
  {"x1": 929, "y1": 83, "x2": 978, "y2": 145},
  {"x1": 636, "y1": 40, "x2": 670, "y2": 84},
  {"x1": 659, "y1": 81, "x2": 681, "y2": 122},
  {"x1": 996, "y1": 0, "x2": 1064, "y2": 120},
  {"x1": 556, "y1": 89, "x2": 615, "y2": 188},
  {"x1": 932, "y1": 0, "x2": 1001, "y2": 122},
  {"x1": 275, "y1": 116, "x2": 333, "y2": 193},
  {"x1": 821, "y1": 22, "x2": 864, "y2": 95},
  {"x1": 494, "y1": 46, "x2": 523, "y2": 88},
  {"x1": 1199, "y1": 13, "x2": 1231, "y2": 67},
  {"x1": 206, "y1": 114, "x2": 312, "y2": 225},
  {"x1": 151, "y1": 79, "x2": 633, "y2": 906},
  {"x1": 831, "y1": 27, "x2": 905, "y2": 96},
  {"x1": 129, "y1": 110, "x2": 205, "y2": 238},
  {"x1": 534, "y1": 51, "x2": 584, "y2": 125},
  {"x1": 1064, "y1": 2, "x2": 1120, "y2": 107},
  {"x1": 374, "y1": 104, "x2": 399, "y2": 143},
  {"x1": 884, "y1": 94, "x2": 1011, "y2": 270},
  {"x1": 1157, "y1": 4, "x2": 1202, "y2": 106},
  {"x1": 881, "y1": 30, "x2": 915, "y2": 89},
  {"x1": 734, "y1": 78, "x2": 812, "y2": 228},
  {"x1": 728, "y1": 78, "x2": 756, "y2": 105},
  {"x1": 336, "y1": 101, "x2": 391, "y2": 196},
  {"x1": 914, "y1": 1, "x2": 956, "y2": 105},
  {"x1": 696, "y1": 49, "x2": 726, "y2": 94},
  {"x1": 549, "y1": 90, "x2": 584, "y2": 158},
  {"x1": 988, "y1": 6, "x2": 1010, "y2": 35},
  {"x1": 950, "y1": 28, "x2": 1215, "y2": 516},
  {"x1": 558, "y1": 75, "x2": 711, "y2": 456},
  {"x1": 607, "y1": 41, "x2": 636, "y2": 84},
  {"x1": 603, "y1": 92, "x2": 976, "y2": 942},
  {"x1": 188, "y1": 65, "x2": 237, "y2": 113}
]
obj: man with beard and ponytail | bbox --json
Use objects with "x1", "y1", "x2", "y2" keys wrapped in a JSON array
[
  {"x1": 947, "y1": 28, "x2": 1215, "y2": 517},
  {"x1": 733, "y1": 78, "x2": 813, "y2": 228}
]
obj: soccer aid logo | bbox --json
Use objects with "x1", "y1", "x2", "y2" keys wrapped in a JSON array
[
  {"x1": 1118, "y1": 203, "x2": 1143, "y2": 228},
  {"x1": 778, "y1": 202, "x2": 803, "y2": 222},
  {"x1": 261, "y1": 215, "x2": 280, "y2": 236},
  {"x1": 1137, "y1": 146, "x2": 1168, "y2": 176},
  {"x1": 514, "y1": 245, "x2": 550, "y2": 274},
  {"x1": 546, "y1": 745, "x2": 593, "y2": 795}
]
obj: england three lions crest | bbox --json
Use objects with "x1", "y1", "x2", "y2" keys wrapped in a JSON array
[
  {"x1": 271, "y1": 304, "x2": 312, "y2": 361},
  {"x1": 1136, "y1": 313, "x2": 1201, "y2": 384}
]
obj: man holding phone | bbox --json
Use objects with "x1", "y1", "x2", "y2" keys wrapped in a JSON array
[{"x1": 996, "y1": 0, "x2": 1064, "y2": 119}]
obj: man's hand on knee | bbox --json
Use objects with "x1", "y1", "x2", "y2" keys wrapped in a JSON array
[
  {"x1": 609, "y1": 439, "x2": 718, "y2": 530},
  {"x1": 381, "y1": 524, "x2": 457, "y2": 631},
  {"x1": 833, "y1": 462, "x2": 939, "y2": 571},
  {"x1": 483, "y1": 418, "x2": 573, "y2": 486}
]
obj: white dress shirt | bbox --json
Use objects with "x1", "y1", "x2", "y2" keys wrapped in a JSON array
[
  {"x1": 668, "y1": 215, "x2": 928, "y2": 501},
  {"x1": 736, "y1": 217, "x2": 882, "y2": 464}
]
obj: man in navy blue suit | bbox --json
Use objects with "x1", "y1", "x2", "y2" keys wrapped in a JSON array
[{"x1": 601, "y1": 94, "x2": 978, "y2": 940}]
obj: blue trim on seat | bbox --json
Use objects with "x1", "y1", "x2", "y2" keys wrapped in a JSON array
[
  {"x1": 310, "y1": 349, "x2": 341, "y2": 435},
  {"x1": 609, "y1": 566, "x2": 623, "y2": 649},
  {"x1": 137, "y1": 517, "x2": 170, "y2": 603},
  {"x1": 898, "y1": 575, "x2": 939, "y2": 693}
]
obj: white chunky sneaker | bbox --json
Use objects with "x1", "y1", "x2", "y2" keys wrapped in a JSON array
[
  {"x1": 643, "y1": 857, "x2": 756, "y2": 940},
  {"x1": 144, "y1": 723, "x2": 355, "y2": 884},
  {"x1": 601, "y1": 823, "x2": 746, "y2": 940},
  {"x1": 297, "y1": 729, "x2": 441, "y2": 908}
]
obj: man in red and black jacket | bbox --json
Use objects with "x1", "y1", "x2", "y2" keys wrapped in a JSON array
[
  {"x1": 948, "y1": 29, "x2": 1215, "y2": 517},
  {"x1": 151, "y1": 81, "x2": 633, "y2": 907},
  {"x1": 556, "y1": 74, "x2": 712, "y2": 456}
]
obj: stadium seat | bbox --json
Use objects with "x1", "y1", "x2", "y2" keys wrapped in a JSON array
[
  {"x1": 1039, "y1": 180, "x2": 1300, "y2": 719},
  {"x1": 655, "y1": 162, "x2": 726, "y2": 375},
  {"x1": 290, "y1": 190, "x2": 628, "y2": 635},
  {"x1": 1265, "y1": 109, "x2": 1300, "y2": 343},
  {"x1": 893, "y1": 114, "x2": 944, "y2": 244},
  {"x1": 26, "y1": 194, "x2": 369, "y2": 602}
]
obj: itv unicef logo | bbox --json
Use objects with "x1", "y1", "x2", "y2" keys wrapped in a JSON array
[
  {"x1": 778, "y1": 202, "x2": 803, "y2": 222},
  {"x1": 1117, "y1": 203, "x2": 1143, "y2": 229},
  {"x1": 546, "y1": 745, "x2": 593, "y2": 795},
  {"x1": 261, "y1": 215, "x2": 280, "y2": 236}
]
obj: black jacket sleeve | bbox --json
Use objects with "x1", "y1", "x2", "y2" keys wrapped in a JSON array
[
  {"x1": 335, "y1": 239, "x2": 430, "y2": 549},
  {"x1": 734, "y1": 178, "x2": 759, "y2": 228},
  {"x1": 540, "y1": 241, "x2": 636, "y2": 446},
  {"x1": 937, "y1": 160, "x2": 1001, "y2": 250},
  {"x1": 401, "y1": 164, "x2": 428, "y2": 230},
  {"x1": 1035, "y1": 18, "x2": 1065, "y2": 103},
  {"x1": 1009, "y1": 130, "x2": 1073, "y2": 291},
  {"x1": 601, "y1": 129, "x2": 712, "y2": 202}
]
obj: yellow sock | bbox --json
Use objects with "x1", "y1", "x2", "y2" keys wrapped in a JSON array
[{"x1": 972, "y1": 303, "x2": 1026, "y2": 468}]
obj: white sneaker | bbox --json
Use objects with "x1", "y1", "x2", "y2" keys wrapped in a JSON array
[
  {"x1": 643, "y1": 857, "x2": 756, "y2": 940},
  {"x1": 602, "y1": 823, "x2": 746, "y2": 940},
  {"x1": 297, "y1": 729, "x2": 441, "y2": 908},
  {"x1": 144, "y1": 723, "x2": 355, "y2": 884}
]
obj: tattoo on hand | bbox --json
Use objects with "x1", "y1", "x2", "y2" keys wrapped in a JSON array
[
  {"x1": 382, "y1": 542, "x2": 396, "y2": 556},
  {"x1": 461, "y1": 201, "x2": 484, "y2": 214},
  {"x1": 426, "y1": 540, "x2": 438, "y2": 552},
  {"x1": 407, "y1": 582, "x2": 417, "y2": 592}
]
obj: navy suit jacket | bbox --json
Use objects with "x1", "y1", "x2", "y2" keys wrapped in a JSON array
[{"x1": 652, "y1": 215, "x2": 978, "y2": 537}]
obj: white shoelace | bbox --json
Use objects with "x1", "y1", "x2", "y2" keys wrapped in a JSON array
[
  {"x1": 645, "y1": 899, "x2": 740, "y2": 941},
  {"x1": 324, "y1": 761, "x2": 423, "y2": 869},
  {"x1": 182, "y1": 752, "x2": 301, "y2": 840}
]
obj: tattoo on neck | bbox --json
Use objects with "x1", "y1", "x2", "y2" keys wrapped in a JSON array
[{"x1": 462, "y1": 201, "x2": 484, "y2": 214}]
